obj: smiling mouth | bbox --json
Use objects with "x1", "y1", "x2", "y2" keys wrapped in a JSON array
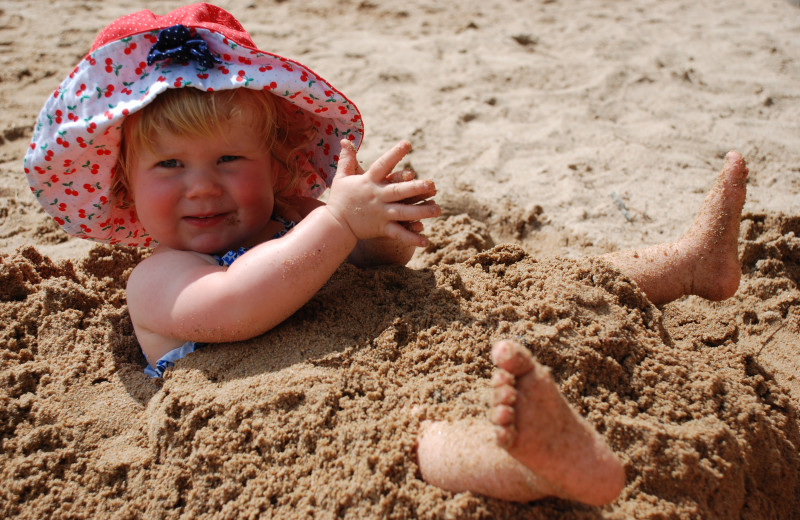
[{"x1": 184, "y1": 212, "x2": 238, "y2": 226}]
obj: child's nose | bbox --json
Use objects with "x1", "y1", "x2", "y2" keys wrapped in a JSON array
[{"x1": 185, "y1": 167, "x2": 223, "y2": 198}]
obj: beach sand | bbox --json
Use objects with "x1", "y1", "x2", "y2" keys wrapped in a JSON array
[{"x1": 1, "y1": 0, "x2": 798, "y2": 518}]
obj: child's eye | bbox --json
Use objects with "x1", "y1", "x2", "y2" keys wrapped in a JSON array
[
  {"x1": 219, "y1": 155, "x2": 242, "y2": 164},
  {"x1": 157, "y1": 159, "x2": 180, "y2": 168}
]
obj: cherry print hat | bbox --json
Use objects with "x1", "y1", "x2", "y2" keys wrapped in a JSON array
[{"x1": 24, "y1": 3, "x2": 363, "y2": 248}]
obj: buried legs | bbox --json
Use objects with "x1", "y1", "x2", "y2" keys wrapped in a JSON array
[{"x1": 416, "y1": 152, "x2": 749, "y2": 505}]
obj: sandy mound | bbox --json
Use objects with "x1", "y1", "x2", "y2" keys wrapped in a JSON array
[{"x1": 1, "y1": 213, "x2": 797, "y2": 519}]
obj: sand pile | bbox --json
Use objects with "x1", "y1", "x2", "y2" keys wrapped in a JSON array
[{"x1": 1, "y1": 213, "x2": 798, "y2": 518}]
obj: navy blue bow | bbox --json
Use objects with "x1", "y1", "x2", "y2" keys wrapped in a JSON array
[{"x1": 146, "y1": 24, "x2": 221, "y2": 69}]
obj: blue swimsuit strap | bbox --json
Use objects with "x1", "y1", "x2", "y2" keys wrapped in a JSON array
[{"x1": 211, "y1": 215, "x2": 296, "y2": 267}]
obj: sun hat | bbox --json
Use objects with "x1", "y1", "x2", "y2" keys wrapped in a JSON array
[{"x1": 23, "y1": 3, "x2": 364, "y2": 248}]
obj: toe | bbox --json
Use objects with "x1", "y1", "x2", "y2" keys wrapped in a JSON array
[
  {"x1": 490, "y1": 403, "x2": 515, "y2": 426},
  {"x1": 494, "y1": 424, "x2": 517, "y2": 449},
  {"x1": 491, "y1": 369, "x2": 515, "y2": 387},
  {"x1": 493, "y1": 385, "x2": 518, "y2": 406},
  {"x1": 491, "y1": 340, "x2": 535, "y2": 377}
]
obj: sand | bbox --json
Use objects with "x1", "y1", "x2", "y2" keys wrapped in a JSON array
[{"x1": 1, "y1": 0, "x2": 799, "y2": 518}]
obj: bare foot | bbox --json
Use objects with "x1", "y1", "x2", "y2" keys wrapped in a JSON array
[
  {"x1": 417, "y1": 340, "x2": 625, "y2": 506},
  {"x1": 677, "y1": 150, "x2": 748, "y2": 301},
  {"x1": 602, "y1": 151, "x2": 748, "y2": 304},
  {"x1": 489, "y1": 339, "x2": 625, "y2": 505}
]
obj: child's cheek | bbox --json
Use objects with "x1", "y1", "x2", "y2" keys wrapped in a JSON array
[{"x1": 133, "y1": 180, "x2": 181, "y2": 231}]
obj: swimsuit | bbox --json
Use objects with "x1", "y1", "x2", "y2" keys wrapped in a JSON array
[{"x1": 143, "y1": 216, "x2": 296, "y2": 378}]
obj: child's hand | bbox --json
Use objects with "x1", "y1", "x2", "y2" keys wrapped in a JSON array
[
  {"x1": 326, "y1": 140, "x2": 440, "y2": 247},
  {"x1": 382, "y1": 167, "x2": 431, "y2": 237}
]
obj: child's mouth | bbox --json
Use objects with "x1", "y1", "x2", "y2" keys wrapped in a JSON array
[{"x1": 184, "y1": 213, "x2": 229, "y2": 227}]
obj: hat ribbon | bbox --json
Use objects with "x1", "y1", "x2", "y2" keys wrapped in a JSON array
[{"x1": 146, "y1": 24, "x2": 221, "y2": 69}]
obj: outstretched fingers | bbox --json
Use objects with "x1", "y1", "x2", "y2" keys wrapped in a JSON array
[
  {"x1": 365, "y1": 140, "x2": 413, "y2": 182},
  {"x1": 401, "y1": 220, "x2": 424, "y2": 234},
  {"x1": 386, "y1": 199, "x2": 441, "y2": 223},
  {"x1": 385, "y1": 168, "x2": 416, "y2": 183},
  {"x1": 332, "y1": 139, "x2": 441, "y2": 245},
  {"x1": 380, "y1": 200, "x2": 440, "y2": 244},
  {"x1": 382, "y1": 178, "x2": 437, "y2": 203},
  {"x1": 337, "y1": 139, "x2": 360, "y2": 177},
  {"x1": 384, "y1": 221, "x2": 429, "y2": 247}
]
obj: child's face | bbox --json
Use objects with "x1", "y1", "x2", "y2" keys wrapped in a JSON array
[{"x1": 129, "y1": 114, "x2": 279, "y2": 254}]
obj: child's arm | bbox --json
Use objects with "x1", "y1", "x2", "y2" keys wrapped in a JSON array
[{"x1": 127, "y1": 140, "x2": 439, "y2": 357}]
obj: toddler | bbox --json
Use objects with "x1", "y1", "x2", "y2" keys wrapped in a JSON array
[
  {"x1": 25, "y1": 2, "x2": 749, "y2": 507},
  {"x1": 25, "y1": 3, "x2": 439, "y2": 377}
]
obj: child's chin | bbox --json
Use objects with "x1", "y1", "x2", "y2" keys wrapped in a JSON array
[{"x1": 170, "y1": 237, "x2": 236, "y2": 256}]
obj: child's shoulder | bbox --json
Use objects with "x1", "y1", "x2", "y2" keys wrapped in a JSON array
[{"x1": 128, "y1": 247, "x2": 219, "y2": 287}]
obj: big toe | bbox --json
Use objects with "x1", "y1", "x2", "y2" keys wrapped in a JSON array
[
  {"x1": 723, "y1": 150, "x2": 748, "y2": 181},
  {"x1": 491, "y1": 340, "x2": 535, "y2": 377}
]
